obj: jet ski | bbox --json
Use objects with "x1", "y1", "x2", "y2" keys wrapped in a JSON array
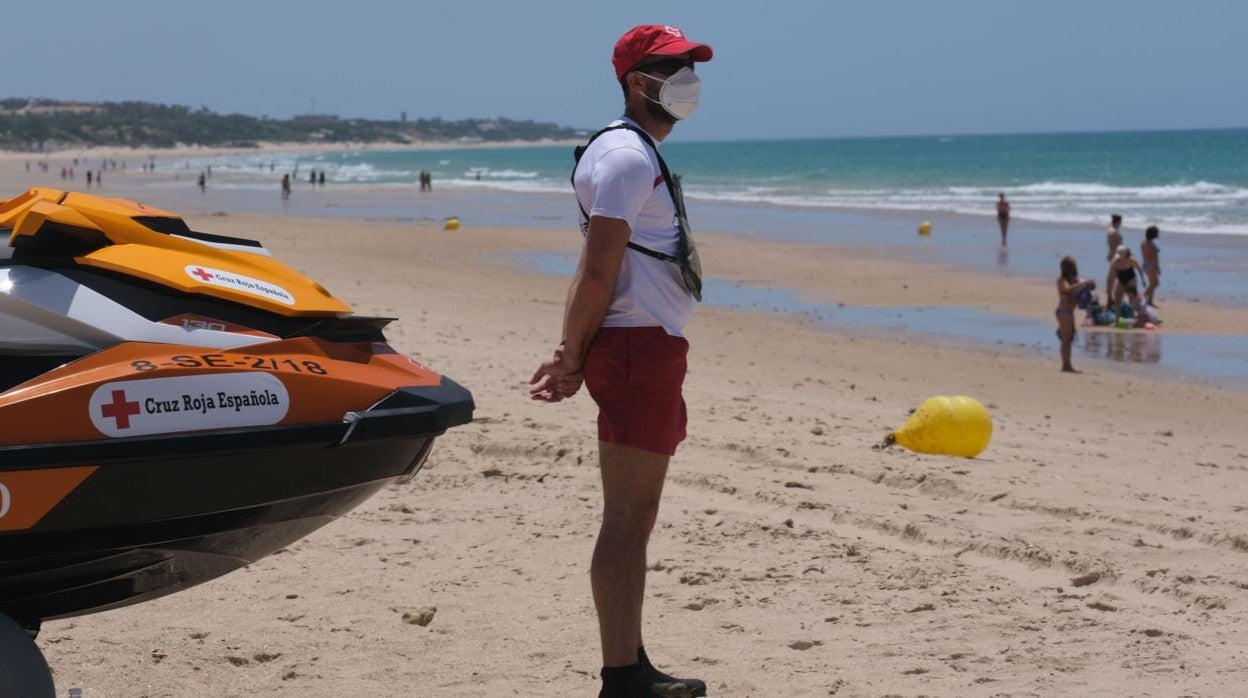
[{"x1": 0, "y1": 188, "x2": 474, "y2": 692}]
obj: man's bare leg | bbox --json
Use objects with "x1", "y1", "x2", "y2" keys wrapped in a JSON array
[{"x1": 591, "y1": 441, "x2": 669, "y2": 667}]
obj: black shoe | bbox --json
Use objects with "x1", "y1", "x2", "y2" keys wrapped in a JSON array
[
  {"x1": 600, "y1": 661, "x2": 708, "y2": 698},
  {"x1": 638, "y1": 646, "x2": 707, "y2": 697},
  {"x1": 599, "y1": 683, "x2": 692, "y2": 698}
]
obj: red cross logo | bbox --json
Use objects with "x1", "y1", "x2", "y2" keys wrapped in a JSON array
[
  {"x1": 100, "y1": 389, "x2": 141, "y2": 429},
  {"x1": 191, "y1": 267, "x2": 214, "y2": 281}
]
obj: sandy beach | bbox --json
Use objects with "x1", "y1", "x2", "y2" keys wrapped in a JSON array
[{"x1": 4, "y1": 162, "x2": 1248, "y2": 696}]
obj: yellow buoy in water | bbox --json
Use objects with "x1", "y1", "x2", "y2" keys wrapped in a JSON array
[
  {"x1": 885, "y1": 395, "x2": 992, "y2": 458},
  {"x1": 443, "y1": 216, "x2": 460, "y2": 231},
  {"x1": 918, "y1": 221, "x2": 932, "y2": 236}
]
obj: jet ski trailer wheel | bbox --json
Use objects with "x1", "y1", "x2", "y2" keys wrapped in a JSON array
[{"x1": 0, "y1": 614, "x2": 54, "y2": 697}]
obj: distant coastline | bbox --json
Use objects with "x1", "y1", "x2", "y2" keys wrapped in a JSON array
[
  {"x1": 0, "y1": 98, "x2": 586, "y2": 152},
  {"x1": 0, "y1": 138, "x2": 583, "y2": 162}
]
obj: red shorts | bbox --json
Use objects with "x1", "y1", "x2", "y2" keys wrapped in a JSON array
[{"x1": 583, "y1": 326, "x2": 688, "y2": 456}]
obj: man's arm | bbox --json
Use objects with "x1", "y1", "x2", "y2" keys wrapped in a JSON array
[
  {"x1": 562, "y1": 216, "x2": 632, "y2": 368},
  {"x1": 530, "y1": 215, "x2": 631, "y2": 402}
]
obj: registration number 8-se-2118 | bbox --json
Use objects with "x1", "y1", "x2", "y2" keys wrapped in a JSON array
[{"x1": 131, "y1": 354, "x2": 329, "y2": 375}]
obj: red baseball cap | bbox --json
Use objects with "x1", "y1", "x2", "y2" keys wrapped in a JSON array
[{"x1": 612, "y1": 25, "x2": 713, "y2": 81}]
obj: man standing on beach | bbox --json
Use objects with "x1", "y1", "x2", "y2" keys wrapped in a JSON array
[{"x1": 529, "y1": 23, "x2": 712, "y2": 698}]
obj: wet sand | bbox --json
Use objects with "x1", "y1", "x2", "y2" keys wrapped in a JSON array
[{"x1": 3, "y1": 162, "x2": 1248, "y2": 695}]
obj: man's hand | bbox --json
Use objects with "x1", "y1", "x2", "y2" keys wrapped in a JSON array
[{"x1": 529, "y1": 346, "x2": 584, "y2": 403}]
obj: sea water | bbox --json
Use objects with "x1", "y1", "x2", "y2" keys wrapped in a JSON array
[
  {"x1": 172, "y1": 128, "x2": 1248, "y2": 236},
  {"x1": 163, "y1": 128, "x2": 1248, "y2": 306}
]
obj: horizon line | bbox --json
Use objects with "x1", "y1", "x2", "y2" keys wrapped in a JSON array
[
  {"x1": 674, "y1": 124, "x2": 1248, "y2": 145},
  {"x1": 5, "y1": 97, "x2": 1244, "y2": 146}
]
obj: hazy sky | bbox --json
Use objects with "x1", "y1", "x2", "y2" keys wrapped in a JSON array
[{"x1": 5, "y1": 0, "x2": 1246, "y2": 142}]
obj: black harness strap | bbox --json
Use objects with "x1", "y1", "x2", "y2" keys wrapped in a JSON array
[{"x1": 571, "y1": 124, "x2": 680, "y2": 264}]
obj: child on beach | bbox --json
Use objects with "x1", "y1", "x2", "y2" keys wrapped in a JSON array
[
  {"x1": 1057, "y1": 256, "x2": 1096, "y2": 373},
  {"x1": 1141, "y1": 225, "x2": 1161, "y2": 307}
]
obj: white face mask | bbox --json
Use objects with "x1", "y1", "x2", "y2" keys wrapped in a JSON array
[{"x1": 639, "y1": 67, "x2": 701, "y2": 120}]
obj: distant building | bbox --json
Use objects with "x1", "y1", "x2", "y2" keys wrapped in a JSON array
[{"x1": 292, "y1": 114, "x2": 340, "y2": 123}]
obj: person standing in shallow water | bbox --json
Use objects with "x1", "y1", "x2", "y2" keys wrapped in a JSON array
[
  {"x1": 529, "y1": 23, "x2": 713, "y2": 698},
  {"x1": 1104, "y1": 213, "x2": 1124, "y2": 305},
  {"x1": 1056, "y1": 256, "x2": 1095, "y2": 373},
  {"x1": 996, "y1": 193, "x2": 1011, "y2": 245},
  {"x1": 1141, "y1": 225, "x2": 1161, "y2": 307}
]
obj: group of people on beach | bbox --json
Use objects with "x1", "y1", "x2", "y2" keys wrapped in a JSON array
[
  {"x1": 1104, "y1": 214, "x2": 1162, "y2": 308},
  {"x1": 1054, "y1": 213, "x2": 1163, "y2": 372},
  {"x1": 275, "y1": 169, "x2": 328, "y2": 200},
  {"x1": 57, "y1": 158, "x2": 118, "y2": 188},
  {"x1": 999, "y1": 195, "x2": 1166, "y2": 373}
]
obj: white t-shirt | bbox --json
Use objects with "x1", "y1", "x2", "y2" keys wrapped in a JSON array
[{"x1": 572, "y1": 117, "x2": 693, "y2": 337}]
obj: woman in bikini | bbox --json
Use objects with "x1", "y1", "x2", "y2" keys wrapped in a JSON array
[
  {"x1": 1057, "y1": 256, "x2": 1096, "y2": 373},
  {"x1": 1109, "y1": 245, "x2": 1149, "y2": 327}
]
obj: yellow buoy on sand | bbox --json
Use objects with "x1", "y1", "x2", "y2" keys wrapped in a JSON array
[
  {"x1": 884, "y1": 395, "x2": 992, "y2": 458},
  {"x1": 443, "y1": 216, "x2": 460, "y2": 231},
  {"x1": 918, "y1": 221, "x2": 933, "y2": 236}
]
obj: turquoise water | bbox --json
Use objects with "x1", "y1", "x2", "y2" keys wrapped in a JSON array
[{"x1": 174, "y1": 128, "x2": 1248, "y2": 236}]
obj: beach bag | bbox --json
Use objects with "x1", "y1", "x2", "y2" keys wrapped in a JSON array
[
  {"x1": 572, "y1": 124, "x2": 702, "y2": 302},
  {"x1": 1083, "y1": 300, "x2": 1102, "y2": 323},
  {"x1": 1074, "y1": 283, "x2": 1096, "y2": 310}
]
